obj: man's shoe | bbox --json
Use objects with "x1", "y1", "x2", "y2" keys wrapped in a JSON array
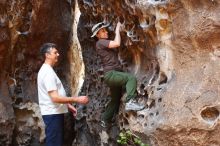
[{"x1": 125, "y1": 99, "x2": 145, "y2": 111}]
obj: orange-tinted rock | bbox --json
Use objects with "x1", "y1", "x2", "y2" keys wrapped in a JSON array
[{"x1": 1, "y1": 0, "x2": 220, "y2": 146}]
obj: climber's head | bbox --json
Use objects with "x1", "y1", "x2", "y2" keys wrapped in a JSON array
[{"x1": 91, "y1": 22, "x2": 110, "y2": 38}]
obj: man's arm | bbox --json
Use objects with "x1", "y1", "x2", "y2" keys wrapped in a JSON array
[
  {"x1": 48, "y1": 90, "x2": 89, "y2": 104},
  {"x1": 108, "y1": 22, "x2": 122, "y2": 48}
]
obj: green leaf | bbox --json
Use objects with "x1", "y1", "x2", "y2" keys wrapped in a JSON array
[
  {"x1": 137, "y1": 139, "x2": 142, "y2": 144},
  {"x1": 126, "y1": 130, "x2": 132, "y2": 136},
  {"x1": 134, "y1": 138, "x2": 139, "y2": 144},
  {"x1": 121, "y1": 139, "x2": 127, "y2": 143},
  {"x1": 121, "y1": 136, "x2": 126, "y2": 140},
  {"x1": 117, "y1": 140, "x2": 121, "y2": 144},
  {"x1": 119, "y1": 132, "x2": 124, "y2": 137}
]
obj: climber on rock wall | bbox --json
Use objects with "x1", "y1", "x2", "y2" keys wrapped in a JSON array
[{"x1": 91, "y1": 20, "x2": 145, "y2": 128}]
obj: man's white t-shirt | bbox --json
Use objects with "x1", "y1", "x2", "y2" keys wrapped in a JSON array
[{"x1": 37, "y1": 63, "x2": 68, "y2": 115}]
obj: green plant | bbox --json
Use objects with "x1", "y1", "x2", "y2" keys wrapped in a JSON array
[{"x1": 117, "y1": 130, "x2": 149, "y2": 146}]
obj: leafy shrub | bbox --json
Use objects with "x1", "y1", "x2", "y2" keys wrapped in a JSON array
[{"x1": 117, "y1": 130, "x2": 149, "y2": 146}]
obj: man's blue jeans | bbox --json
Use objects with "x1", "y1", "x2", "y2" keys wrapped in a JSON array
[{"x1": 42, "y1": 114, "x2": 64, "y2": 146}]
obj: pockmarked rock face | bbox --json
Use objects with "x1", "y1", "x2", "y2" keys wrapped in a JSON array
[
  {"x1": 0, "y1": 0, "x2": 79, "y2": 145},
  {"x1": 77, "y1": 0, "x2": 220, "y2": 145},
  {"x1": 1, "y1": 0, "x2": 220, "y2": 146},
  {"x1": 0, "y1": 74, "x2": 15, "y2": 146}
]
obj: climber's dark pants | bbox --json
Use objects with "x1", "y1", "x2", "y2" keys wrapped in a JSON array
[
  {"x1": 102, "y1": 70, "x2": 137, "y2": 122},
  {"x1": 42, "y1": 114, "x2": 64, "y2": 146}
]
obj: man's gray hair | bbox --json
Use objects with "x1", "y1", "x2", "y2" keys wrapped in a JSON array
[{"x1": 40, "y1": 43, "x2": 57, "y2": 56}]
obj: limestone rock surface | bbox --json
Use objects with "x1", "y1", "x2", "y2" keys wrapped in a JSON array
[
  {"x1": 1, "y1": 0, "x2": 220, "y2": 146},
  {"x1": 0, "y1": 0, "x2": 80, "y2": 145},
  {"x1": 78, "y1": 0, "x2": 220, "y2": 146}
]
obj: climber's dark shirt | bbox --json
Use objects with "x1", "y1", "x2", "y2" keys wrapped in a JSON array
[{"x1": 96, "y1": 39, "x2": 122, "y2": 73}]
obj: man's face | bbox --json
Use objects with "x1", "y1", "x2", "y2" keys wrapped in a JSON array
[
  {"x1": 96, "y1": 28, "x2": 108, "y2": 39},
  {"x1": 46, "y1": 47, "x2": 59, "y2": 64}
]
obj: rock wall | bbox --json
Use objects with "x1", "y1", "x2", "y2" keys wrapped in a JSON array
[
  {"x1": 77, "y1": 0, "x2": 220, "y2": 146},
  {"x1": 1, "y1": 0, "x2": 220, "y2": 146},
  {"x1": 0, "y1": 0, "x2": 81, "y2": 145}
]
